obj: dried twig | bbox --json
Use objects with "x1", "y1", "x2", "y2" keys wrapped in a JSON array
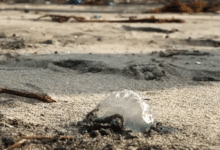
[
  {"x1": 0, "y1": 87, "x2": 56, "y2": 103},
  {"x1": 4, "y1": 139, "x2": 27, "y2": 150},
  {"x1": 21, "y1": 135, "x2": 74, "y2": 140},
  {"x1": 34, "y1": 14, "x2": 71, "y2": 23},
  {"x1": 3, "y1": 135, "x2": 74, "y2": 150},
  {"x1": 0, "y1": 122, "x2": 14, "y2": 128},
  {"x1": 35, "y1": 15, "x2": 185, "y2": 23}
]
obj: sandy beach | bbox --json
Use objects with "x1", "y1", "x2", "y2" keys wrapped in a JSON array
[{"x1": 0, "y1": 3, "x2": 220, "y2": 149}]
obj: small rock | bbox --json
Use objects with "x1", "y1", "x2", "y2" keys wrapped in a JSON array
[
  {"x1": 90, "y1": 130, "x2": 100, "y2": 138},
  {"x1": 24, "y1": 9, "x2": 29, "y2": 13},
  {"x1": 42, "y1": 40, "x2": 53, "y2": 44},
  {"x1": 97, "y1": 37, "x2": 102, "y2": 41},
  {"x1": 94, "y1": 15, "x2": 101, "y2": 19},
  {"x1": 149, "y1": 40, "x2": 155, "y2": 44},
  {"x1": 144, "y1": 72, "x2": 154, "y2": 80},
  {"x1": 159, "y1": 51, "x2": 168, "y2": 57}
]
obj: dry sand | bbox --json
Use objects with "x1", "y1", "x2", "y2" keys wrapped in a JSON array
[{"x1": 0, "y1": 3, "x2": 220, "y2": 150}]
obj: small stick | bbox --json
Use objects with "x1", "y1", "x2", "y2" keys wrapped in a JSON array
[
  {"x1": 35, "y1": 14, "x2": 185, "y2": 23},
  {"x1": 3, "y1": 135, "x2": 74, "y2": 149},
  {"x1": 4, "y1": 139, "x2": 27, "y2": 150},
  {"x1": 0, "y1": 87, "x2": 56, "y2": 103},
  {"x1": 0, "y1": 122, "x2": 14, "y2": 128},
  {"x1": 21, "y1": 135, "x2": 74, "y2": 140}
]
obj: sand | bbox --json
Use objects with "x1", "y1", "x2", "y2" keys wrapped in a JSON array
[{"x1": 0, "y1": 3, "x2": 220, "y2": 150}]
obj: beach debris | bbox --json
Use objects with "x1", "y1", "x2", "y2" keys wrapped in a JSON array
[
  {"x1": 3, "y1": 139, "x2": 27, "y2": 150},
  {"x1": 35, "y1": 15, "x2": 71, "y2": 23},
  {"x1": 41, "y1": 40, "x2": 53, "y2": 44},
  {"x1": 146, "y1": 0, "x2": 220, "y2": 13},
  {"x1": 82, "y1": 0, "x2": 107, "y2": 5},
  {"x1": 159, "y1": 49, "x2": 211, "y2": 57},
  {"x1": 92, "y1": 14, "x2": 101, "y2": 19},
  {"x1": 35, "y1": 14, "x2": 184, "y2": 23},
  {"x1": 3, "y1": 135, "x2": 73, "y2": 150},
  {"x1": 81, "y1": 90, "x2": 154, "y2": 133},
  {"x1": 35, "y1": 15, "x2": 86, "y2": 23},
  {"x1": 123, "y1": 25, "x2": 179, "y2": 33},
  {"x1": 77, "y1": 90, "x2": 175, "y2": 138},
  {"x1": 78, "y1": 114, "x2": 125, "y2": 135},
  {"x1": 24, "y1": 9, "x2": 29, "y2": 13},
  {"x1": 123, "y1": 64, "x2": 165, "y2": 80},
  {"x1": 0, "y1": 87, "x2": 56, "y2": 103},
  {"x1": 193, "y1": 76, "x2": 220, "y2": 81},
  {"x1": 195, "y1": 61, "x2": 201, "y2": 65}
]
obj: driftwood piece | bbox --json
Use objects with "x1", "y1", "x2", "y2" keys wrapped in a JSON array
[
  {"x1": 35, "y1": 15, "x2": 185, "y2": 23},
  {"x1": 21, "y1": 135, "x2": 74, "y2": 140},
  {"x1": 34, "y1": 14, "x2": 86, "y2": 23},
  {"x1": 0, "y1": 87, "x2": 56, "y2": 103},
  {"x1": 34, "y1": 14, "x2": 70, "y2": 23},
  {"x1": 4, "y1": 139, "x2": 27, "y2": 150},
  {"x1": 4, "y1": 135, "x2": 74, "y2": 150}
]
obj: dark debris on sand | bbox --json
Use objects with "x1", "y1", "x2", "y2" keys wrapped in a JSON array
[
  {"x1": 0, "y1": 110, "x2": 176, "y2": 150},
  {"x1": 123, "y1": 64, "x2": 165, "y2": 80},
  {"x1": 0, "y1": 37, "x2": 25, "y2": 50},
  {"x1": 148, "y1": 0, "x2": 220, "y2": 13}
]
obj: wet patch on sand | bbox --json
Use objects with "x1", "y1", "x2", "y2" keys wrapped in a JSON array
[
  {"x1": 158, "y1": 49, "x2": 211, "y2": 57},
  {"x1": 1, "y1": 54, "x2": 220, "y2": 83},
  {"x1": 123, "y1": 25, "x2": 179, "y2": 34},
  {"x1": 183, "y1": 38, "x2": 220, "y2": 47},
  {"x1": 53, "y1": 59, "x2": 166, "y2": 81},
  {"x1": 53, "y1": 60, "x2": 117, "y2": 74}
]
